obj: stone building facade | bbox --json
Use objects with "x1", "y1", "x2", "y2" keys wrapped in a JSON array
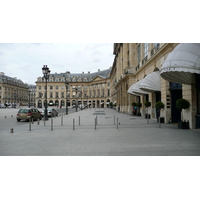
[
  {"x1": 35, "y1": 69, "x2": 111, "y2": 109},
  {"x1": 110, "y1": 43, "x2": 180, "y2": 122},
  {"x1": 0, "y1": 72, "x2": 28, "y2": 106},
  {"x1": 110, "y1": 43, "x2": 200, "y2": 129}
]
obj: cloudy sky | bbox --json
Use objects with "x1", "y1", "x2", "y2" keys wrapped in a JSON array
[{"x1": 0, "y1": 43, "x2": 114, "y2": 85}]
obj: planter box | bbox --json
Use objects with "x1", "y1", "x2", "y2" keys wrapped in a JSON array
[
  {"x1": 157, "y1": 117, "x2": 165, "y2": 123},
  {"x1": 178, "y1": 121, "x2": 189, "y2": 129}
]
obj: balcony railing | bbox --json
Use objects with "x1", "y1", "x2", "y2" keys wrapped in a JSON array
[
  {"x1": 151, "y1": 43, "x2": 160, "y2": 56},
  {"x1": 142, "y1": 56, "x2": 148, "y2": 65}
]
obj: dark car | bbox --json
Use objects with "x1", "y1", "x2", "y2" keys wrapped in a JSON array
[
  {"x1": 17, "y1": 108, "x2": 42, "y2": 122},
  {"x1": 41, "y1": 108, "x2": 58, "y2": 117}
]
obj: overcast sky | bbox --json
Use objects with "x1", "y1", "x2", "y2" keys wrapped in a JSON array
[{"x1": 0, "y1": 43, "x2": 114, "y2": 85}]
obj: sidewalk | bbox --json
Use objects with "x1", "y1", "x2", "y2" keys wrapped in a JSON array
[{"x1": 0, "y1": 108, "x2": 200, "y2": 156}]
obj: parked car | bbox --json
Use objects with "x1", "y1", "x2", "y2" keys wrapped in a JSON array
[
  {"x1": 41, "y1": 108, "x2": 58, "y2": 117},
  {"x1": 16, "y1": 108, "x2": 42, "y2": 122},
  {"x1": 0, "y1": 104, "x2": 6, "y2": 108}
]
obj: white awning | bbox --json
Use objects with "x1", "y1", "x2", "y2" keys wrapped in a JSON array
[
  {"x1": 160, "y1": 43, "x2": 200, "y2": 85},
  {"x1": 127, "y1": 79, "x2": 149, "y2": 95},
  {"x1": 139, "y1": 71, "x2": 161, "y2": 92}
]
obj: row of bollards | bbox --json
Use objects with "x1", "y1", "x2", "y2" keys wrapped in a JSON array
[
  {"x1": 10, "y1": 112, "x2": 163, "y2": 133},
  {"x1": 5, "y1": 115, "x2": 13, "y2": 118}
]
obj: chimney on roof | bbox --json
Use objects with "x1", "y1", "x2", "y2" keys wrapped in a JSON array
[
  {"x1": 82, "y1": 72, "x2": 84, "y2": 74},
  {"x1": 98, "y1": 69, "x2": 100, "y2": 72},
  {"x1": 88, "y1": 71, "x2": 90, "y2": 74}
]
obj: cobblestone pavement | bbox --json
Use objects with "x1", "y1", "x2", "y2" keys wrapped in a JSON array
[{"x1": 0, "y1": 107, "x2": 200, "y2": 156}]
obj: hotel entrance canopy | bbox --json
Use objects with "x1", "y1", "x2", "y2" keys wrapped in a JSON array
[
  {"x1": 160, "y1": 43, "x2": 200, "y2": 85},
  {"x1": 139, "y1": 71, "x2": 161, "y2": 92},
  {"x1": 127, "y1": 79, "x2": 149, "y2": 95}
]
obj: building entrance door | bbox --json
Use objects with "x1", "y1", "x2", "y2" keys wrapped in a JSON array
[{"x1": 170, "y1": 82, "x2": 182, "y2": 123}]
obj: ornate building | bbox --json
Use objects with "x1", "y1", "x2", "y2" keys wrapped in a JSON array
[
  {"x1": 28, "y1": 84, "x2": 36, "y2": 107},
  {"x1": 111, "y1": 43, "x2": 200, "y2": 129},
  {"x1": 35, "y1": 69, "x2": 111, "y2": 108},
  {"x1": 0, "y1": 72, "x2": 28, "y2": 105},
  {"x1": 110, "y1": 43, "x2": 179, "y2": 121}
]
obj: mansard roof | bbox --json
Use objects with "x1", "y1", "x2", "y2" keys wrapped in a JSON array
[
  {"x1": 37, "y1": 68, "x2": 111, "y2": 83},
  {"x1": 0, "y1": 73, "x2": 28, "y2": 87}
]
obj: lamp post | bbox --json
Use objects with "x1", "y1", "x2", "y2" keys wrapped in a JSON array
[
  {"x1": 28, "y1": 89, "x2": 31, "y2": 108},
  {"x1": 75, "y1": 86, "x2": 78, "y2": 112},
  {"x1": 42, "y1": 65, "x2": 50, "y2": 121},
  {"x1": 65, "y1": 80, "x2": 69, "y2": 115}
]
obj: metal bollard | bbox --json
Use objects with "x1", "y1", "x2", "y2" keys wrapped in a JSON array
[
  {"x1": 32, "y1": 117, "x2": 34, "y2": 124},
  {"x1": 51, "y1": 117, "x2": 53, "y2": 130},
  {"x1": 147, "y1": 113, "x2": 149, "y2": 124},
  {"x1": 5, "y1": 116, "x2": 6, "y2": 118},
  {"x1": 11, "y1": 115, "x2": 13, "y2": 118},
  {"x1": 159, "y1": 117, "x2": 161, "y2": 128},
  {"x1": 29, "y1": 119, "x2": 31, "y2": 131},
  {"x1": 61, "y1": 115, "x2": 63, "y2": 126},
  {"x1": 79, "y1": 116, "x2": 80, "y2": 125},
  {"x1": 44, "y1": 117, "x2": 45, "y2": 126},
  {"x1": 95, "y1": 118, "x2": 96, "y2": 130},
  {"x1": 117, "y1": 118, "x2": 118, "y2": 129},
  {"x1": 114, "y1": 115, "x2": 115, "y2": 125},
  {"x1": 10, "y1": 128, "x2": 14, "y2": 133},
  {"x1": 73, "y1": 119, "x2": 75, "y2": 130},
  {"x1": 37, "y1": 118, "x2": 40, "y2": 125}
]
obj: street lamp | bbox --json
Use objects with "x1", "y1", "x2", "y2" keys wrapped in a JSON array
[
  {"x1": 74, "y1": 86, "x2": 78, "y2": 112},
  {"x1": 28, "y1": 89, "x2": 31, "y2": 108},
  {"x1": 65, "y1": 80, "x2": 69, "y2": 115},
  {"x1": 42, "y1": 65, "x2": 51, "y2": 121}
]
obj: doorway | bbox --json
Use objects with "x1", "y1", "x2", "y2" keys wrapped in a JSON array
[{"x1": 170, "y1": 82, "x2": 182, "y2": 123}]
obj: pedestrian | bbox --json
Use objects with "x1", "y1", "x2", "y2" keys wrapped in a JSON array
[{"x1": 118, "y1": 105, "x2": 120, "y2": 112}]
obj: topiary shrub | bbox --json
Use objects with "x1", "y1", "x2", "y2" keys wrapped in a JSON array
[
  {"x1": 155, "y1": 101, "x2": 164, "y2": 109},
  {"x1": 132, "y1": 102, "x2": 136, "y2": 106},
  {"x1": 136, "y1": 102, "x2": 142, "y2": 108},
  {"x1": 144, "y1": 101, "x2": 151, "y2": 107},
  {"x1": 176, "y1": 99, "x2": 190, "y2": 109}
]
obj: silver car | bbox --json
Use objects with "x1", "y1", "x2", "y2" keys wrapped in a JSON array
[{"x1": 41, "y1": 108, "x2": 58, "y2": 117}]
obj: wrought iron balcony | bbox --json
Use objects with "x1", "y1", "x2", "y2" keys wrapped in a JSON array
[{"x1": 151, "y1": 43, "x2": 160, "y2": 56}]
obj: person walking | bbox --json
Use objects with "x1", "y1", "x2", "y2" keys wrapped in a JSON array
[{"x1": 118, "y1": 104, "x2": 120, "y2": 112}]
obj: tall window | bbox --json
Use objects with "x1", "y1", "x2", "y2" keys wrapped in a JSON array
[
  {"x1": 144, "y1": 43, "x2": 148, "y2": 57},
  {"x1": 107, "y1": 89, "x2": 110, "y2": 96},
  {"x1": 137, "y1": 44, "x2": 141, "y2": 64}
]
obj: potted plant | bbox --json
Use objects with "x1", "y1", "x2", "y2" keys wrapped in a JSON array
[
  {"x1": 176, "y1": 99, "x2": 190, "y2": 129},
  {"x1": 109, "y1": 102, "x2": 113, "y2": 108},
  {"x1": 136, "y1": 102, "x2": 142, "y2": 116},
  {"x1": 132, "y1": 102, "x2": 136, "y2": 107},
  {"x1": 144, "y1": 101, "x2": 151, "y2": 119},
  {"x1": 155, "y1": 101, "x2": 165, "y2": 123}
]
